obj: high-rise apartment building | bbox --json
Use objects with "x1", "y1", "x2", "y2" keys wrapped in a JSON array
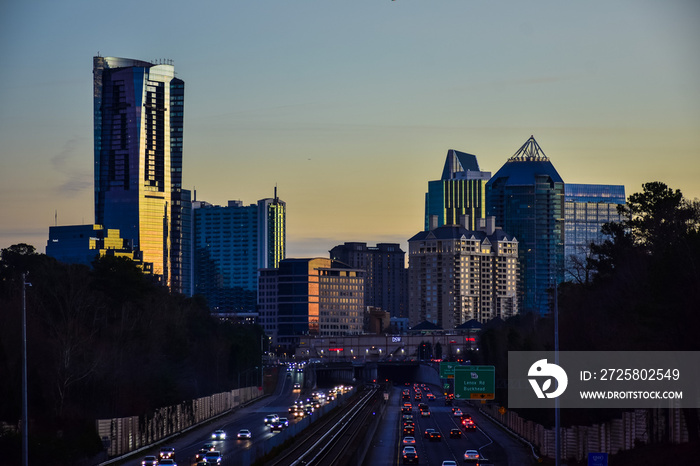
[
  {"x1": 329, "y1": 242, "x2": 408, "y2": 318},
  {"x1": 424, "y1": 150, "x2": 491, "y2": 231},
  {"x1": 565, "y1": 184, "x2": 625, "y2": 282},
  {"x1": 408, "y1": 216, "x2": 519, "y2": 327},
  {"x1": 93, "y1": 56, "x2": 189, "y2": 292},
  {"x1": 486, "y1": 136, "x2": 565, "y2": 316},
  {"x1": 193, "y1": 192, "x2": 286, "y2": 313},
  {"x1": 258, "y1": 258, "x2": 364, "y2": 350}
]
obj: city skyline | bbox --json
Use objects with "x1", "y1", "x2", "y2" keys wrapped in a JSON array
[{"x1": 2, "y1": 1, "x2": 699, "y2": 259}]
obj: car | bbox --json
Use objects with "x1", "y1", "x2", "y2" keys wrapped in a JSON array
[
  {"x1": 421, "y1": 408, "x2": 431, "y2": 417},
  {"x1": 293, "y1": 382, "x2": 301, "y2": 389},
  {"x1": 426, "y1": 392, "x2": 436, "y2": 400},
  {"x1": 429, "y1": 430, "x2": 442, "y2": 441},
  {"x1": 424, "y1": 428, "x2": 436, "y2": 438},
  {"x1": 464, "y1": 449, "x2": 481, "y2": 462},
  {"x1": 211, "y1": 429, "x2": 226, "y2": 440},
  {"x1": 402, "y1": 446, "x2": 419, "y2": 464},
  {"x1": 450, "y1": 428, "x2": 462, "y2": 438},
  {"x1": 454, "y1": 408, "x2": 463, "y2": 417},
  {"x1": 462, "y1": 418, "x2": 476, "y2": 430},
  {"x1": 442, "y1": 462, "x2": 457, "y2": 466},
  {"x1": 203, "y1": 451, "x2": 222, "y2": 465},
  {"x1": 159, "y1": 447, "x2": 175, "y2": 459},
  {"x1": 403, "y1": 425, "x2": 415, "y2": 435},
  {"x1": 279, "y1": 417, "x2": 290, "y2": 427},
  {"x1": 402, "y1": 436, "x2": 416, "y2": 445},
  {"x1": 202, "y1": 443, "x2": 216, "y2": 451},
  {"x1": 142, "y1": 456, "x2": 158, "y2": 466},
  {"x1": 263, "y1": 414, "x2": 280, "y2": 425},
  {"x1": 270, "y1": 421, "x2": 285, "y2": 431},
  {"x1": 237, "y1": 429, "x2": 252, "y2": 440},
  {"x1": 159, "y1": 460, "x2": 176, "y2": 466},
  {"x1": 195, "y1": 449, "x2": 209, "y2": 461}
]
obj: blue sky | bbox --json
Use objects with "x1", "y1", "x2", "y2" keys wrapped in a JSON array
[{"x1": 1, "y1": 0, "x2": 699, "y2": 257}]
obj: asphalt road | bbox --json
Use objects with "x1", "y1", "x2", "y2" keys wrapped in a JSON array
[{"x1": 363, "y1": 384, "x2": 536, "y2": 466}]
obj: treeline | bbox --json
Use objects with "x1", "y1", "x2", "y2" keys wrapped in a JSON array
[
  {"x1": 0, "y1": 249, "x2": 265, "y2": 464},
  {"x1": 474, "y1": 182, "x2": 700, "y2": 432}
]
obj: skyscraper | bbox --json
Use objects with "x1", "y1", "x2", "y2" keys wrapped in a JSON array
[
  {"x1": 193, "y1": 191, "x2": 286, "y2": 312},
  {"x1": 93, "y1": 56, "x2": 187, "y2": 291},
  {"x1": 564, "y1": 184, "x2": 625, "y2": 282},
  {"x1": 329, "y1": 242, "x2": 408, "y2": 318},
  {"x1": 424, "y1": 150, "x2": 491, "y2": 231},
  {"x1": 486, "y1": 136, "x2": 565, "y2": 316}
]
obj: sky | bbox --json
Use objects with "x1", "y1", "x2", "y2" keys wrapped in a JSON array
[{"x1": 1, "y1": 0, "x2": 699, "y2": 258}]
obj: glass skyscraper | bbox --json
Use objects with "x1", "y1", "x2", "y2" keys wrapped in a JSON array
[
  {"x1": 565, "y1": 184, "x2": 625, "y2": 282},
  {"x1": 486, "y1": 136, "x2": 565, "y2": 316},
  {"x1": 93, "y1": 56, "x2": 187, "y2": 291},
  {"x1": 193, "y1": 191, "x2": 286, "y2": 313},
  {"x1": 424, "y1": 149, "x2": 490, "y2": 231}
]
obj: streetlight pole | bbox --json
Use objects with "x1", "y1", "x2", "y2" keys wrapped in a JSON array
[
  {"x1": 554, "y1": 280, "x2": 560, "y2": 466},
  {"x1": 21, "y1": 273, "x2": 30, "y2": 466}
]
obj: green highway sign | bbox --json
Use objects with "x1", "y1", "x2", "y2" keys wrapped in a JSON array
[
  {"x1": 454, "y1": 366, "x2": 495, "y2": 400},
  {"x1": 439, "y1": 362, "x2": 460, "y2": 379}
]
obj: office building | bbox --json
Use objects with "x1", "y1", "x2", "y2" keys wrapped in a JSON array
[
  {"x1": 565, "y1": 184, "x2": 626, "y2": 282},
  {"x1": 193, "y1": 191, "x2": 285, "y2": 312},
  {"x1": 258, "y1": 258, "x2": 364, "y2": 350},
  {"x1": 329, "y1": 242, "x2": 408, "y2": 318},
  {"x1": 93, "y1": 56, "x2": 187, "y2": 292},
  {"x1": 424, "y1": 150, "x2": 491, "y2": 231},
  {"x1": 46, "y1": 224, "x2": 144, "y2": 269},
  {"x1": 486, "y1": 136, "x2": 565, "y2": 316},
  {"x1": 408, "y1": 216, "x2": 519, "y2": 328}
]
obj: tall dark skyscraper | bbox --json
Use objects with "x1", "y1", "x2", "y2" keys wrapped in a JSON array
[
  {"x1": 93, "y1": 56, "x2": 189, "y2": 292},
  {"x1": 329, "y1": 242, "x2": 408, "y2": 318},
  {"x1": 486, "y1": 136, "x2": 565, "y2": 316},
  {"x1": 424, "y1": 150, "x2": 490, "y2": 231}
]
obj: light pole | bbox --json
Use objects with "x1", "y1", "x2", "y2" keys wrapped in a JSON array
[
  {"x1": 554, "y1": 280, "x2": 560, "y2": 466},
  {"x1": 21, "y1": 273, "x2": 31, "y2": 466}
]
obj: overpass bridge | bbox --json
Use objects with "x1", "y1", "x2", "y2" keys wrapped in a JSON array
[{"x1": 306, "y1": 360, "x2": 441, "y2": 388}]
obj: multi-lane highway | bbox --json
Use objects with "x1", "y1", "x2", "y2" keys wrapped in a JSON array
[
  {"x1": 119, "y1": 367, "x2": 533, "y2": 466},
  {"x1": 365, "y1": 383, "x2": 535, "y2": 466},
  {"x1": 124, "y1": 366, "x2": 313, "y2": 466}
]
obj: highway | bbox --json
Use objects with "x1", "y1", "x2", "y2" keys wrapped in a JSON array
[
  {"x1": 117, "y1": 366, "x2": 534, "y2": 466},
  {"x1": 122, "y1": 367, "x2": 311, "y2": 466},
  {"x1": 365, "y1": 383, "x2": 536, "y2": 466}
]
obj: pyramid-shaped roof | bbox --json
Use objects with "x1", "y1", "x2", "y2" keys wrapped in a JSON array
[
  {"x1": 441, "y1": 149, "x2": 480, "y2": 180},
  {"x1": 487, "y1": 135, "x2": 563, "y2": 186}
]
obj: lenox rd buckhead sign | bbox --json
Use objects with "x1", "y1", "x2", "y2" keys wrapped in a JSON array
[{"x1": 454, "y1": 366, "x2": 495, "y2": 400}]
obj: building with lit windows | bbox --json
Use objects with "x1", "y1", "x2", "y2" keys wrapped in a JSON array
[
  {"x1": 93, "y1": 56, "x2": 189, "y2": 292},
  {"x1": 564, "y1": 184, "x2": 625, "y2": 282},
  {"x1": 486, "y1": 136, "x2": 564, "y2": 316},
  {"x1": 329, "y1": 242, "x2": 408, "y2": 318},
  {"x1": 193, "y1": 190, "x2": 286, "y2": 313},
  {"x1": 424, "y1": 150, "x2": 491, "y2": 231},
  {"x1": 46, "y1": 224, "x2": 145, "y2": 269},
  {"x1": 258, "y1": 258, "x2": 364, "y2": 350},
  {"x1": 408, "y1": 216, "x2": 519, "y2": 328}
]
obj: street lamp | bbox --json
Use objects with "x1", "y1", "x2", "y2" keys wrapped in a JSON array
[{"x1": 21, "y1": 273, "x2": 31, "y2": 466}]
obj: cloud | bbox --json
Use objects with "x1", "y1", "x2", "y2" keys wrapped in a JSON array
[{"x1": 51, "y1": 137, "x2": 92, "y2": 197}]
